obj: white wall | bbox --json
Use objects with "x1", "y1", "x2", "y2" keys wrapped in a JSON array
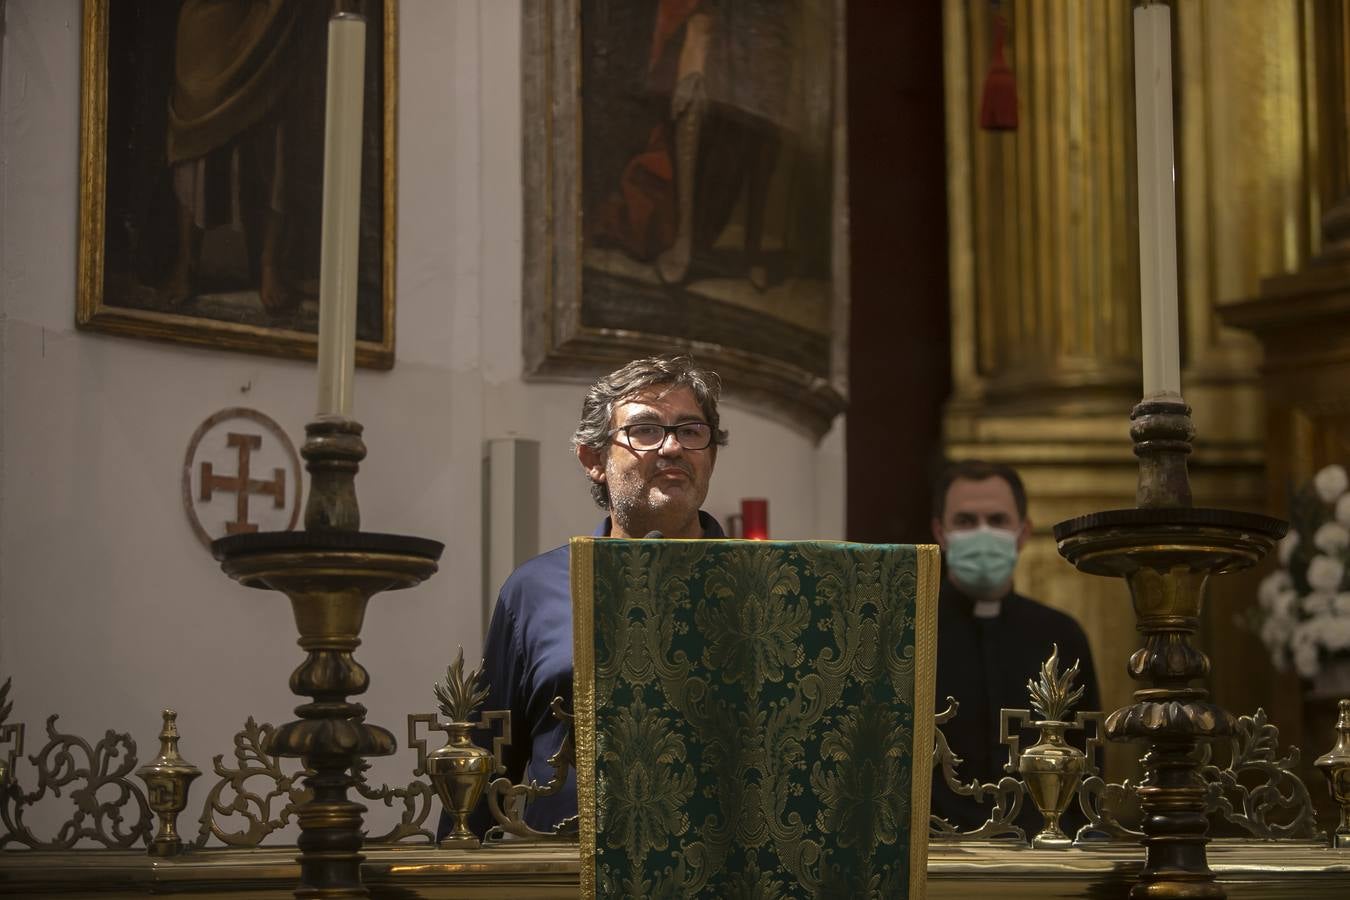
[{"x1": 0, "y1": 0, "x2": 843, "y2": 839}]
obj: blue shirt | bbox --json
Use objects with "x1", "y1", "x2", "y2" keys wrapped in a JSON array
[{"x1": 452, "y1": 511, "x2": 725, "y2": 836}]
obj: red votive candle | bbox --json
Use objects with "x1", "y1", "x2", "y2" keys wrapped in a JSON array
[{"x1": 741, "y1": 498, "x2": 769, "y2": 540}]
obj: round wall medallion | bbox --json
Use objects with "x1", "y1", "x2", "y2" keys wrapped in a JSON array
[{"x1": 182, "y1": 408, "x2": 302, "y2": 550}]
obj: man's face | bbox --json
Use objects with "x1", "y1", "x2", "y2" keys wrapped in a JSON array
[
  {"x1": 931, "y1": 476, "x2": 1031, "y2": 551},
  {"x1": 578, "y1": 385, "x2": 716, "y2": 539}
]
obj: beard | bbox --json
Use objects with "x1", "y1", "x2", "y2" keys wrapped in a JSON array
[{"x1": 606, "y1": 459, "x2": 706, "y2": 536}]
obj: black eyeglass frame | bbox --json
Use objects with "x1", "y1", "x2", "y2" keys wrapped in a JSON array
[{"x1": 608, "y1": 421, "x2": 715, "y2": 452}]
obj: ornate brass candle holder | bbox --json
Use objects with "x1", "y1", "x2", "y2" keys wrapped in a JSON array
[
  {"x1": 1315, "y1": 698, "x2": 1350, "y2": 849},
  {"x1": 1055, "y1": 397, "x2": 1286, "y2": 899},
  {"x1": 134, "y1": 709, "x2": 200, "y2": 857},
  {"x1": 214, "y1": 417, "x2": 442, "y2": 898}
]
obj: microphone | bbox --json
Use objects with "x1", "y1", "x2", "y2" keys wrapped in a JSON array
[{"x1": 644, "y1": 530, "x2": 664, "y2": 539}]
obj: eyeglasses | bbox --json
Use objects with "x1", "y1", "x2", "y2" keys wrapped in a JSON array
[{"x1": 610, "y1": 421, "x2": 714, "y2": 451}]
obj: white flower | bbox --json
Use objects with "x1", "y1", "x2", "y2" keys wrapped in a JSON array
[
  {"x1": 1278, "y1": 531, "x2": 1300, "y2": 567},
  {"x1": 1270, "y1": 589, "x2": 1298, "y2": 620},
  {"x1": 1314, "y1": 521, "x2": 1350, "y2": 553},
  {"x1": 1261, "y1": 615, "x2": 1293, "y2": 651},
  {"x1": 1335, "y1": 593, "x2": 1350, "y2": 615},
  {"x1": 1322, "y1": 616, "x2": 1350, "y2": 652},
  {"x1": 1314, "y1": 465, "x2": 1349, "y2": 504},
  {"x1": 1258, "y1": 570, "x2": 1293, "y2": 610},
  {"x1": 1294, "y1": 642, "x2": 1320, "y2": 678},
  {"x1": 1304, "y1": 592, "x2": 1335, "y2": 615},
  {"x1": 1337, "y1": 493, "x2": 1350, "y2": 526},
  {"x1": 1307, "y1": 554, "x2": 1346, "y2": 593}
]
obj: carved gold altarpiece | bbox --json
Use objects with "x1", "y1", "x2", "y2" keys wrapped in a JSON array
[
  {"x1": 1220, "y1": 0, "x2": 1350, "y2": 838},
  {"x1": 942, "y1": 0, "x2": 1327, "y2": 779}
]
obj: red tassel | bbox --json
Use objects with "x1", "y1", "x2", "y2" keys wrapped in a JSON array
[{"x1": 980, "y1": 8, "x2": 1018, "y2": 131}]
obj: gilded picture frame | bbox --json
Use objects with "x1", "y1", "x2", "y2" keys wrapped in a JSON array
[
  {"x1": 522, "y1": 0, "x2": 849, "y2": 438},
  {"x1": 76, "y1": 0, "x2": 397, "y2": 369}
]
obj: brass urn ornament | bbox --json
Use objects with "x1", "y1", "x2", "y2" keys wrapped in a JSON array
[
  {"x1": 427, "y1": 649, "x2": 494, "y2": 848},
  {"x1": 1314, "y1": 698, "x2": 1350, "y2": 849},
  {"x1": 134, "y1": 709, "x2": 201, "y2": 857},
  {"x1": 1019, "y1": 645, "x2": 1088, "y2": 849}
]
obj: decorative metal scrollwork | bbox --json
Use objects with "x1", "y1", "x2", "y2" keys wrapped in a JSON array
[
  {"x1": 0, "y1": 672, "x2": 1331, "y2": 854},
  {"x1": 1198, "y1": 707, "x2": 1322, "y2": 840},
  {"x1": 193, "y1": 717, "x2": 309, "y2": 848},
  {"x1": 1070, "y1": 710, "x2": 1144, "y2": 842},
  {"x1": 0, "y1": 680, "x2": 20, "y2": 790},
  {"x1": 483, "y1": 697, "x2": 579, "y2": 843},
  {"x1": 194, "y1": 716, "x2": 448, "y2": 847},
  {"x1": 0, "y1": 680, "x2": 152, "y2": 850},
  {"x1": 928, "y1": 697, "x2": 1026, "y2": 842},
  {"x1": 353, "y1": 756, "x2": 436, "y2": 845}
]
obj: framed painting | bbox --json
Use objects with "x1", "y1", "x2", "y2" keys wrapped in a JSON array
[
  {"x1": 522, "y1": 0, "x2": 848, "y2": 438},
  {"x1": 77, "y1": 0, "x2": 397, "y2": 369}
]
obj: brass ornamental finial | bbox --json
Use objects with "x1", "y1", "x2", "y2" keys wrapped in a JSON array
[
  {"x1": 135, "y1": 709, "x2": 201, "y2": 857},
  {"x1": 433, "y1": 649, "x2": 491, "y2": 724},
  {"x1": 1027, "y1": 644, "x2": 1086, "y2": 724},
  {"x1": 1314, "y1": 698, "x2": 1350, "y2": 849}
]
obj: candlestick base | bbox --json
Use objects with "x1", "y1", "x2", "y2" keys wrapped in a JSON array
[{"x1": 1056, "y1": 507, "x2": 1285, "y2": 899}]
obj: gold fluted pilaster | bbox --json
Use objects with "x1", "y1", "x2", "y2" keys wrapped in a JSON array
[
  {"x1": 949, "y1": 0, "x2": 1141, "y2": 412},
  {"x1": 1219, "y1": 0, "x2": 1350, "y2": 836},
  {"x1": 1172, "y1": 0, "x2": 1318, "y2": 728},
  {"x1": 945, "y1": 1, "x2": 1151, "y2": 783},
  {"x1": 943, "y1": 0, "x2": 1322, "y2": 781}
]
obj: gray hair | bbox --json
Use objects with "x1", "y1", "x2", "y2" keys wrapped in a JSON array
[{"x1": 572, "y1": 355, "x2": 730, "y2": 508}]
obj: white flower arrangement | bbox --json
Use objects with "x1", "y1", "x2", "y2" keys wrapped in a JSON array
[{"x1": 1255, "y1": 464, "x2": 1350, "y2": 678}]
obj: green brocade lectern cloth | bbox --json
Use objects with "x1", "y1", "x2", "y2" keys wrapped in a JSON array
[{"x1": 571, "y1": 539, "x2": 939, "y2": 899}]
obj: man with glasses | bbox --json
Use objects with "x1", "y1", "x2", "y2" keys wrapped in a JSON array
[{"x1": 456, "y1": 355, "x2": 728, "y2": 838}]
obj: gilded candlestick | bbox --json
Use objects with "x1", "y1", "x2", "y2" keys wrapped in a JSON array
[
  {"x1": 1056, "y1": 398, "x2": 1286, "y2": 899},
  {"x1": 215, "y1": 416, "x2": 442, "y2": 898}
]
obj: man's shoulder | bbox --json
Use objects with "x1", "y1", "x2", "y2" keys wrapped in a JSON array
[
  {"x1": 1006, "y1": 592, "x2": 1090, "y2": 640},
  {"x1": 498, "y1": 544, "x2": 572, "y2": 606}
]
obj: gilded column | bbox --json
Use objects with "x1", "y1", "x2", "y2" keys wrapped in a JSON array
[
  {"x1": 1220, "y1": 0, "x2": 1350, "y2": 828},
  {"x1": 943, "y1": 0, "x2": 1317, "y2": 772},
  {"x1": 1173, "y1": 0, "x2": 1315, "y2": 717}
]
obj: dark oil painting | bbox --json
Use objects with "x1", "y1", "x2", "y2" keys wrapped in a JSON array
[
  {"x1": 524, "y1": 0, "x2": 846, "y2": 436},
  {"x1": 79, "y1": 0, "x2": 395, "y2": 367}
]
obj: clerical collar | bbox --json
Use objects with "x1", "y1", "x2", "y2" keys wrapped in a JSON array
[
  {"x1": 972, "y1": 598, "x2": 1002, "y2": 618},
  {"x1": 940, "y1": 574, "x2": 1013, "y2": 618}
]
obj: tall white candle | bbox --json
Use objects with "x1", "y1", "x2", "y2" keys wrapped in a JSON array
[
  {"x1": 315, "y1": 14, "x2": 367, "y2": 418},
  {"x1": 1133, "y1": 3, "x2": 1182, "y2": 399}
]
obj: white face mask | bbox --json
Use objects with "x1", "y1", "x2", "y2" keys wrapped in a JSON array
[{"x1": 944, "y1": 525, "x2": 1019, "y2": 595}]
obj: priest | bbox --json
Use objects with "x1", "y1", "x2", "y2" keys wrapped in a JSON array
[{"x1": 929, "y1": 459, "x2": 1100, "y2": 831}]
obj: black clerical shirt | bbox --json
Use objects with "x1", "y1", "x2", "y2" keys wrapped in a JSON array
[{"x1": 931, "y1": 575, "x2": 1100, "y2": 831}]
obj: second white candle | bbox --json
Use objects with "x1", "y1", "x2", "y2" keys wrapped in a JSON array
[
  {"x1": 1133, "y1": 3, "x2": 1182, "y2": 399},
  {"x1": 315, "y1": 13, "x2": 367, "y2": 419}
]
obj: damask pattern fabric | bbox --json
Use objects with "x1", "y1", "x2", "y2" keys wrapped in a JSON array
[{"x1": 572, "y1": 538, "x2": 938, "y2": 898}]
